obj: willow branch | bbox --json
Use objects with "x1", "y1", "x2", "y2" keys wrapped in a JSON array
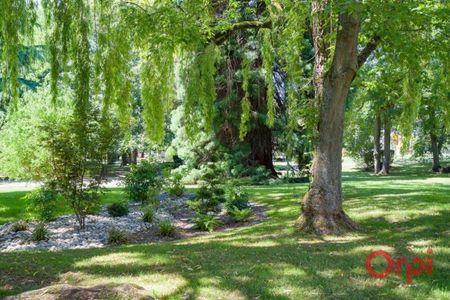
[{"x1": 213, "y1": 19, "x2": 272, "y2": 44}]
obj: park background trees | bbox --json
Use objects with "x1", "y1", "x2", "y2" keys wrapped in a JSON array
[{"x1": 0, "y1": 0, "x2": 448, "y2": 235}]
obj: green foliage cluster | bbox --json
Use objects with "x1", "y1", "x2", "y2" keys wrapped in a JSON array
[
  {"x1": 31, "y1": 223, "x2": 47, "y2": 241},
  {"x1": 261, "y1": 29, "x2": 275, "y2": 128},
  {"x1": 40, "y1": 111, "x2": 105, "y2": 229},
  {"x1": 142, "y1": 205, "x2": 155, "y2": 223},
  {"x1": 165, "y1": 172, "x2": 185, "y2": 198},
  {"x1": 193, "y1": 214, "x2": 221, "y2": 232},
  {"x1": 107, "y1": 227, "x2": 128, "y2": 245},
  {"x1": 26, "y1": 187, "x2": 59, "y2": 222},
  {"x1": 0, "y1": 0, "x2": 36, "y2": 108},
  {"x1": 158, "y1": 220, "x2": 176, "y2": 237},
  {"x1": 224, "y1": 181, "x2": 252, "y2": 222},
  {"x1": 107, "y1": 202, "x2": 129, "y2": 218},
  {"x1": 228, "y1": 206, "x2": 253, "y2": 222},
  {"x1": 0, "y1": 87, "x2": 113, "y2": 229},
  {"x1": 188, "y1": 165, "x2": 225, "y2": 214},
  {"x1": 0, "y1": 88, "x2": 70, "y2": 180},
  {"x1": 125, "y1": 160, "x2": 163, "y2": 203},
  {"x1": 224, "y1": 181, "x2": 249, "y2": 211}
]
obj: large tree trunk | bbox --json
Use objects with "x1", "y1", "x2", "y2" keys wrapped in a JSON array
[
  {"x1": 431, "y1": 133, "x2": 440, "y2": 172},
  {"x1": 216, "y1": 40, "x2": 277, "y2": 177},
  {"x1": 378, "y1": 117, "x2": 391, "y2": 175},
  {"x1": 373, "y1": 112, "x2": 382, "y2": 174},
  {"x1": 296, "y1": 6, "x2": 361, "y2": 234},
  {"x1": 247, "y1": 123, "x2": 277, "y2": 176}
]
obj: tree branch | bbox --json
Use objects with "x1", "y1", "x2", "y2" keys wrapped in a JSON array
[
  {"x1": 213, "y1": 19, "x2": 272, "y2": 44},
  {"x1": 357, "y1": 35, "x2": 381, "y2": 70}
]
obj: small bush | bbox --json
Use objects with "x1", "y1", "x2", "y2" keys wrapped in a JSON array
[
  {"x1": 125, "y1": 160, "x2": 162, "y2": 203},
  {"x1": 158, "y1": 220, "x2": 176, "y2": 236},
  {"x1": 225, "y1": 183, "x2": 249, "y2": 211},
  {"x1": 31, "y1": 223, "x2": 48, "y2": 241},
  {"x1": 188, "y1": 184, "x2": 225, "y2": 214},
  {"x1": 26, "y1": 187, "x2": 59, "y2": 222},
  {"x1": 107, "y1": 202, "x2": 129, "y2": 217},
  {"x1": 228, "y1": 206, "x2": 253, "y2": 222},
  {"x1": 107, "y1": 227, "x2": 128, "y2": 244},
  {"x1": 166, "y1": 173, "x2": 185, "y2": 197},
  {"x1": 11, "y1": 221, "x2": 28, "y2": 232},
  {"x1": 193, "y1": 213, "x2": 221, "y2": 232},
  {"x1": 142, "y1": 205, "x2": 155, "y2": 223}
]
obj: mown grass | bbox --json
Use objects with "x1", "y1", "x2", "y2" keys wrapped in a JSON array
[
  {"x1": 0, "y1": 188, "x2": 125, "y2": 224},
  {"x1": 0, "y1": 162, "x2": 449, "y2": 299}
]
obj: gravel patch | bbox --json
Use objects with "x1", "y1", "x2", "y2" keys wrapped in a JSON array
[{"x1": 0, "y1": 192, "x2": 194, "y2": 252}]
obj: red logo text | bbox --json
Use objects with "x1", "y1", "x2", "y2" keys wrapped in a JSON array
[{"x1": 365, "y1": 248, "x2": 432, "y2": 284}]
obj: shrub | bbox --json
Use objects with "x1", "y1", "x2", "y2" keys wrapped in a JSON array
[
  {"x1": 107, "y1": 202, "x2": 129, "y2": 217},
  {"x1": 31, "y1": 223, "x2": 48, "y2": 241},
  {"x1": 11, "y1": 221, "x2": 28, "y2": 232},
  {"x1": 125, "y1": 160, "x2": 162, "y2": 203},
  {"x1": 228, "y1": 207, "x2": 253, "y2": 222},
  {"x1": 142, "y1": 205, "x2": 155, "y2": 223},
  {"x1": 147, "y1": 187, "x2": 161, "y2": 207},
  {"x1": 166, "y1": 173, "x2": 185, "y2": 197},
  {"x1": 69, "y1": 189, "x2": 102, "y2": 229},
  {"x1": 107, "y1": 227, "x2": 128, "y2": 244},
  {"x1": 40, "y1": 114, "x2": 108, "y2": 229},
  {"x1": 26, "y1": 187, "x2": 59, "y2": 222},
  {"x1": 250, "y1": 166, "x2": 272, "y2": 184},
  {"x1": 158, "y1": 220, "x2": 176, "y2": 236},
  {"x1": 224, "y1": 182, "x2": 249, "y2": 210},
  {"x1": 193, "y1": 214, "x2": 220, "y2": 232},
  {"x1": 188, "y1": 185, "x2": 224, "y2": 214}
]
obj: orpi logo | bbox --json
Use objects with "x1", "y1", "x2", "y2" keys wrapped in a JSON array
[{"x1": 365, "y1": 248, "x2": 432, "y2": 284}]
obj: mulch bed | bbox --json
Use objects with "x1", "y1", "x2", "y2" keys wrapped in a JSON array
[{"x1": 128, "y1": 202, "x2": 268, "y2": 244}]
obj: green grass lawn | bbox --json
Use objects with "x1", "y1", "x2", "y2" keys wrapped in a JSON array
[
  {"x1": 0, "y1": 163, "x2": 449, "y2": 299},
  {"x1": 0, "y1": 188, "x2": 125, "y2": 224}
]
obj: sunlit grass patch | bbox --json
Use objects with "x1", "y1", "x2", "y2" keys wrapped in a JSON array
[{"x1": 0, "y1": 161, "x2": 449, "y2": 299}]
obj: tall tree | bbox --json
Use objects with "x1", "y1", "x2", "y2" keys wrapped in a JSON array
[
  {"x1": 296, "y1": 1, "x2": 446, "y2": 233},
  {"x1": 2, "y1": 0, "x2": 447, "y2": 235}
]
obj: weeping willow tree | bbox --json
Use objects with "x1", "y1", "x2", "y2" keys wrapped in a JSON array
[
  {"x1": 0, "y1": 0, "x2": 36, "y2": 113},
  {"x1": 1, "y1": 0, "x2": 448, "y2": 234}
]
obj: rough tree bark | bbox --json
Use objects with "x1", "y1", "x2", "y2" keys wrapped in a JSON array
[
  {"x1": 296, "y1": 2, "x2": 379, "y2": 234},
  {"x1": 215, "y1": 33, "x2": 277, "y2": 177},
  {"x1": 373, "y1": 112, "x2": 382, "y2": 174},
  {"x1": 431, "y1": 133, "x2": 441, "y2": 172},
  {"x1": 378, "y1": 117, "x2": 391, "y2": 175},
  {"x1": 246, "y1": 117, "x2": 278, "y2": 177}
]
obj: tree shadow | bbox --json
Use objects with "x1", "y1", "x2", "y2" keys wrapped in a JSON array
[{"x1": 1, "y1": 166, "x2": 448, "y2": 299}]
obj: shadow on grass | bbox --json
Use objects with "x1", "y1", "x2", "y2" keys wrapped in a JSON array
[{"x1": 0, "y1": 163, "x2": 449, "y2": 299}]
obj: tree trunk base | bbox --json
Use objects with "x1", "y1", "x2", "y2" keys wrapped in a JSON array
[
  {"x1": 296, "y1": 188, "x2": 358, "y2": 235},
  {"x1": 377, "y1": 169, "x2": 389, "y2": 176},
  {"x1": 432, "y1": 166, "x2": 441, "y2": 173}
]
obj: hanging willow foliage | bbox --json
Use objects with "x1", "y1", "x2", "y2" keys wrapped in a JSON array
[
  {"x1": 398, "y1": 70, "x2": 421, "y2": 152},
  {"x1": 42, "y1": 0, "x2": 92, "y2": 119},
  {"x1": 0, "y1": 0, "x2": 36, "y2": 110},
  {"x1": 273, "y1": 1, "x2": 309, "y2": 159},
  {"x1": 141, "y1": 53, "x2": 175, "y2": 143},
  {"x1": 261, "y1": 29, "x2": 275, "y2": 128},
  {"x1": 239, "y1": 56, "x2": 251, "y2": 141},
  {"x1": 94, "y1": 0, "x2": 133, "y2": 126},
  {"x1": 199, "y1": 43, "x2": 219, "y2": 133},
  {"x1": 277, "y1": 1, "x2": 308, "y2": 129},
  {"x1": 182, "y1": 53, "x2": 202, "y2": 140}
]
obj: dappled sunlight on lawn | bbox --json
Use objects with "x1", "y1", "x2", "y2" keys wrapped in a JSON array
[
  {"x1": 74, "y1": 252, "x2": 170, "y2": 268},
  {"x1": 0, "y1": 162, "x2": 449, "y2": 299}
]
